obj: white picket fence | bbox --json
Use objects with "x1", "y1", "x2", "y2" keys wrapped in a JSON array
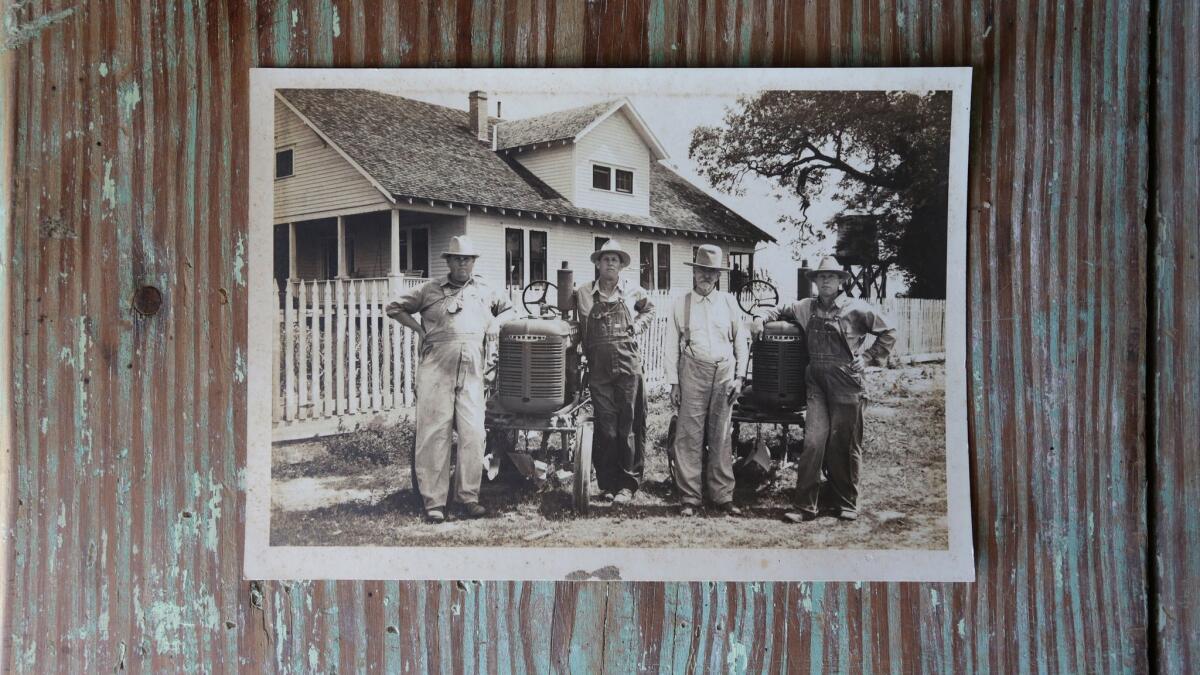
[{"x1": 273, "y1": 287, "x2": 943, "y2": 433}]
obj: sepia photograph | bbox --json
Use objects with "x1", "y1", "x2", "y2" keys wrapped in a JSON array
[{"x1": 245, "y1": 68, "x2": 973, "y2": 581}]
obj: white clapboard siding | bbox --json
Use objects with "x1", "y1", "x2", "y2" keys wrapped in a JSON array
[
  {"x1": 572, "y1": 109, "x2": 652, "y2": 217},
  {"x1": 273, "y1": 101, "x2": 391, "y2": 222}
]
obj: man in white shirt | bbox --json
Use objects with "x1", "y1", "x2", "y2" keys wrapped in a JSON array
[{"x1": 664, "y1": 244, "x2": 751, "y2": 516}]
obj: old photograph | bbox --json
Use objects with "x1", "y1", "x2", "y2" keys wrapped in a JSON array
[{"x1": 245, "y1": 68, "x2": 973, "y2": 581}]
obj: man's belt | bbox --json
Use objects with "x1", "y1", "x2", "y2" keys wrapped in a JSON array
[{"x1": 423, "y1": 332, "x2": 485, "y2": 345}]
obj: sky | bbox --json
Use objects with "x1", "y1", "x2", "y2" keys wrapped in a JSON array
[{"x1": 384, "y1": 87, "x2": 856, "y2": 300}]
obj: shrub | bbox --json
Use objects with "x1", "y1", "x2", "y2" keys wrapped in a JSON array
[{"x1": 325, "y1": 418, "x2": 415, "y2": 468}]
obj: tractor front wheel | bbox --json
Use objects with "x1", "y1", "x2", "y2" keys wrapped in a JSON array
[{"x1": 572, "y1": 419, "x2": 594, "y2": 514}]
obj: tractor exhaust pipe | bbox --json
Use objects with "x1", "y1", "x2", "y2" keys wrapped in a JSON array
[{"x1": 557, "y1": 262, "x2": 575, "y2": 317}]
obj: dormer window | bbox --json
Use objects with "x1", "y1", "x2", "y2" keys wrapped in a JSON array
[{"x1": 591, "y1": 163, "x2": 634, "y2": 194}]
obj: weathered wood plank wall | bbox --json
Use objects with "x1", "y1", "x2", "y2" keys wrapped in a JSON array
[
  {"x1": 1151, "y1": 0, "x2": 1199, "y2": 672},
  {"x1": 2, "y1": 0, "x2": 1189, "y2": 672}
]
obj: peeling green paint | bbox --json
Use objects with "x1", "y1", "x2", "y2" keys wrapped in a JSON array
[
  {"x1": 331, "y1": 4, "x2": 341, "y2": 37},
  {"x1": 145, "y1": 595, "x2": 221, "y2": 656},
  {"x1": 98, "y1": 62, "x2": 108, "y2": 77}
]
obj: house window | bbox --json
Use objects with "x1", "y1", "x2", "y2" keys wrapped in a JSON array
[
  {"x1": 639, "y1": 242, "x2": 671, "y2": 290},
  {"x1": 615, "y1": 169, "x2": 633, "y2": 194},
  {"x1": 503, "y1": 228, "x2": 550, "y2": 287},
  {"x1": 657, "y1": 243, "x2": 670, "y2": 289},
  {"x1": 505, "y1": 228, "x2": 524, "y2": 287},
  {"x1": 639, "y1": 242, "x2": 654, "y2": 289},
  {"x1": 592, "y1": 165, "x2": 611, "y2": 190},
  {"x1": 593, "y1": 237, "x2": 609, "y2": 279},
  {"x1": 275, "y1": 148, "x2": 294, "y2": 179},
  {"x1": 728, "y1": 251, "x2": 754, "y2": 291},
  {"x1": 320, "y1": 236, "x2": 353, "y2": 278},
  {"x1": 591, "y1": 163, "x2": 635, "y2": 194},
  {"x1": 410, "y1": 228, "x2": 428, "y2": 277},
  {"x1": 529, "y1": 231, "x2": 548, "y2": 283}
]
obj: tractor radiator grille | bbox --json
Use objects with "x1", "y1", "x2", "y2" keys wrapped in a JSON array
[
  {"x1": 752, "y1": 341, "x2": 807, "y2": 406},
  {"x1": 498, "y1": 340, "x2": 566, "y2": 403}
]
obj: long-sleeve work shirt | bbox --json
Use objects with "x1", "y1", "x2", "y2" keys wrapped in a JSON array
[
  {"x1": 664, "y1": 289, "x2": 750, "y2": 386},
  {"x1": 764, "y1": 294, "x2": 896, "y2": 362}
]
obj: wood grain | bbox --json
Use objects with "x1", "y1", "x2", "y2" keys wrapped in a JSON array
[{"x1": 2, "y1": 0, "x2": 1178, "y2": 671}]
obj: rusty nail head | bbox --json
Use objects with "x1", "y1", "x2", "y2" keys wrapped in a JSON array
[{"x1": 133, "y1": 286, "x2": 162, "y2": 316}]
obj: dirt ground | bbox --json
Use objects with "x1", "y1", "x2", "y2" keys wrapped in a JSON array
[{"x1": 270, "y1": 363, "x2": 948, "y2": 550}]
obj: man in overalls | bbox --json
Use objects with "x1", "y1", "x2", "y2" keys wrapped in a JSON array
[
  {"x1": 758, "y1": 256, "x2": 896, "y2": 521},
  {"x1": 664, "y1": 244, "x2": 750, "y2": 517},
  {"x1": 386, "y1": 236, "x2": 514, "y2": 523},
  {"x1": 573, "y1": 240, "x2": 654, "y2": 505}
]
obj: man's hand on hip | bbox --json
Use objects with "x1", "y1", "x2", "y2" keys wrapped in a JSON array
[{"x1": 670, "y1": 384, "x2": 680, "y2": 408}]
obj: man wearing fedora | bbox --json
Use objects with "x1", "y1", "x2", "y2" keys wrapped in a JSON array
[
  {"x1": 572, "y1": 239, "x2": 655, "y2": 504},
  {"x1": 664, "y1": 244, "x2": 751, "y2": 517},
  {"x1": 757, "y1": 256, "x2": 896, "y2": 522},
  {"x1": 386, "y1": 235, "x2": 514, "y2": 523}
]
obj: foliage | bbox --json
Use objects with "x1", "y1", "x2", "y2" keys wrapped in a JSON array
[
  {"x1": 325, "y1": 418, "x2": 415, "y2": 468},
  {"x1": 689, "y1": 90, "x2": 952, "y2": 297}
]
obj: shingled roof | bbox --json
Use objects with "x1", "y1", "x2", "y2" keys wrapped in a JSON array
[
  {"x1": 494, "y1": 99, "x2": 618, "y2": 150},
  {"x1": 277, "y1": 89, "x2": 773, "y2": 243}
]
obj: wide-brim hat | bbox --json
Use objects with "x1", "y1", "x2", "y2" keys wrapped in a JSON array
[
  {"x1": 590, "y1": 239, "x2": 631, "y2": 268},
  {"x1": 684, "y1": 243, "x2": 731, "y2": 271},
  {"x1": 440, "y1": 235, "x2": 480, "y2": 258},
  {"x1": 806, "y1": 255, "x2": 851, "y2": 280}
]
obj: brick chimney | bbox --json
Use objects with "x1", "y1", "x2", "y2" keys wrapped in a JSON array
[{"x1": 469, "y1": 91, "x2": 488, "y2": 142}]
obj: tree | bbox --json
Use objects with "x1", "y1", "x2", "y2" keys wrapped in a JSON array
[{"x1": 689, "y1": 90, "x2": 952, "y2": 298}]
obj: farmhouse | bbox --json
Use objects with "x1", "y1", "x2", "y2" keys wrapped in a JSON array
[
  {"x1": 273, "y1": 88, "x2": 774, "y2": 297},
  {"x1": 271, "y1": 89, "x2": 775, "y2": 437}
]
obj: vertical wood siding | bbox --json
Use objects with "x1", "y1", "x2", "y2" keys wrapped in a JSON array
[{"x1": 2, "y1": 0, "x2": 1181, "y2": 672}]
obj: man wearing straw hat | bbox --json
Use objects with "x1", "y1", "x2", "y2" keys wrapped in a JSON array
[
  {"x1": 386, "y1": 235, "x2": 514, "y2": 523},
  {"x1": 756, "y1": 256, "x2": 896, "y2": 522},
  {"x1": 664, "y1": 244, "x2": 751, "y2": 517},
  {"x1": 572, "y1": 239, "x2": 655, "y2": 505}
]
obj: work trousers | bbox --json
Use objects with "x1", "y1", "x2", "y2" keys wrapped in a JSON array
[
  {"x1": 413, "y1": 338, "x2": 486, "y2": 511},
  {"x1": 796, "y1": 361, "x2": 864, "y2": 516},
  {"x1": 589, "y1": 375, "x2": 646, "y2": 494},
  {"x1": 672, "y1": 353, "x2": 737, "y2": 506}
]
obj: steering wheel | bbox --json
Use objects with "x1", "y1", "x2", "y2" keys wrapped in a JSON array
[
  {"x1": 521, "y1": 280, "x2": 560, "y2": 317},
  {"x1": 735, "y1": 279, "x2": 780, "y2": 317}
]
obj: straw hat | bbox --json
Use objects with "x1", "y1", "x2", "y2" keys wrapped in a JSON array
[
  {"x1": 440, "y1": 235, "x2": 480, "y2": 258},
  {"x1": 590, "y1": 239, "x2": 631, "y2": 268},
  {"x1": 684, "y1": 244, "x2": 731, "y2": 271},
  {"x1": 805, "y1": 256, "x2": 851, "y2": 279}
]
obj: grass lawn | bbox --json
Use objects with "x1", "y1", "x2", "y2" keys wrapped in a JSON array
[{"x1": 270, "y1": 363, "x2": 948, "y2": 550}]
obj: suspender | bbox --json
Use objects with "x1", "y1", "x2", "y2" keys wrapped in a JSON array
[{"x1": 680, "y1": 292, "x2": 737, "y2": 358}]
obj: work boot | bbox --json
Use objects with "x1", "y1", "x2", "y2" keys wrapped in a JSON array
[
  {"x1": 424, "y1": 509, "x2": 445, "y2": 524},
  {"x1": 679, "y1": 505, "x2": 697, "y2": 517},
  {"x1": 715, "y1": 502, "x2": 742, "y2": 516},
  {"x1": 612, "y1": 489, "x2": 633, "y2": 505},
  {"x1": 458, "y1": 503, "x2": 488, "y2": 519},
  {"x1": 783, "y1": 510, "x2": 819, "y2": 524}
]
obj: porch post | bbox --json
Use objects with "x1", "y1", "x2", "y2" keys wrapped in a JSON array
[
  {"x1": 287, "y1": 222, "x2": 297, "y2": 279},
  {"x1": 389, "y1": 208, "x2": 401, "y2": 296},
  {"x1": 336, "y1": 215, "x2": 348, "y2": 279}
]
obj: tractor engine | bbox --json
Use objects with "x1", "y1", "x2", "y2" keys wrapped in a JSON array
[{"x1": 750, "y1": 320, "x2": 809, "y2": 411}]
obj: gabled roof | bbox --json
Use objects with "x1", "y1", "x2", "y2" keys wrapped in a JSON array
[
  {"x1": 495, "y1": 98, "x2": 669, "y2": 159},
  {"x1": 276, "y1": 89, "x2": 773, "y2": 244}
]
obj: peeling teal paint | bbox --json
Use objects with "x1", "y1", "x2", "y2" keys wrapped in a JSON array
[
  {"x1": 331, "y1": 4, "x2": 341, "y2": 37},
  {"x1": 233, "y1": 233, "x2": 246, "y2": 286},
  {"x1": 117, "y1": 80, "x2": 141, "y2": 118},
  {"x1": 145, "y1": 595, "x2": 221, "y2": 656},
  {"x1": 102, "y1": 160, "x2": 116, "y2": 210},
  {"x1": 98, "y1": 62, "x2": 108, "y2": 77},
  {"x1": 726, "y1": 637, "x2": 748, "y2": 673},
  {"x1": 291, "y1": 8, "x2": 300, "y2": 27}
]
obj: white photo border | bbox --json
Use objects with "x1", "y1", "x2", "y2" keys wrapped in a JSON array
[{"x1": 245, "y1": 67, "x2": 975, "y2": 582}]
